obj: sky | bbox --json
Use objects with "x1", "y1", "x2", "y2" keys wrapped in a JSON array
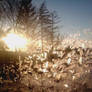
[{"x1": 45, "y1": 0, "x2": 92, "y2": 40}]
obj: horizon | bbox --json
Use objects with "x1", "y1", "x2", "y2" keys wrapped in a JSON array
[{"x1": 44, "y1": 0, "x2": 92, "y2": 40}]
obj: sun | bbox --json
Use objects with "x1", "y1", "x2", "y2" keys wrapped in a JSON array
[{"x1": 2, "y1": 33, "x2": 29, "y2": 51}]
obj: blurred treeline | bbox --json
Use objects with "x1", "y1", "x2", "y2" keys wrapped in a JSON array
[{"x1": 0, "y1": 0, "x2": 63, "y2": 52}]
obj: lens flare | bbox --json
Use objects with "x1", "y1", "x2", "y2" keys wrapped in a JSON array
[{"x1": 2, "y1": 33, "x2": 28, "y2": 51}]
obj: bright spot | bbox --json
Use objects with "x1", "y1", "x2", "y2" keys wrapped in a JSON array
[
  {"x1": 72, "y1": 76, "x2": 75, "y2": 80},
  {"x1": 67, "y1": 58, "x2": 71, "y2": 65},
  {"x1": 38, "y1": 40, "x2": 42, "y2": 47},
  {"x1": 42, "y1": 68, "x2": 48, "y2": 73},
  {"x1": 53, "y1": 64, "x2": 57, "y2": 68},
  {"x1": 43, "y1": 62, "x2": 48, "y2": 68},
  {"x1": 45, "y1": 62, "x2": 48, "y2": 68},
  {"x1": 2, "y1": 33, "x2": 29, "y2": 51},
  {"x1": 64, "y1": 84, "x2": 69, "y2": 88},
  {"x1": 39, "y1": 68, "x2": 48, "y2": 73}
]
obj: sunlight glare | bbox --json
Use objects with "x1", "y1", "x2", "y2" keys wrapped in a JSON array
[{"x1": 2, "y1": 33, "x2": 28, "y2": 51}]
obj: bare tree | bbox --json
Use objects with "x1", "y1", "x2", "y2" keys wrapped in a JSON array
[
  {"x1": 50, "y1": 11, "x2": 61, "y2": 50},
  {"x1": 16, "y1": 0, "x2": 38, "y2": 38},
  {"x1": 0, "y1": 0, "x2": 38, "y2": 36},
  {"x1": 0, "y1": 0, "x2": 18, "y2": 31},
  {"x1": 39, "y1": 1, "x2": 60, "y2": 52},
  {"x1": 39, "y1": 1, "x2": 53, "y2": 52}
]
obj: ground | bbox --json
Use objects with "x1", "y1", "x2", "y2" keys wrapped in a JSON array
[{"x1": 0, "y1": 39, "x2": 92, "y2": 92}]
